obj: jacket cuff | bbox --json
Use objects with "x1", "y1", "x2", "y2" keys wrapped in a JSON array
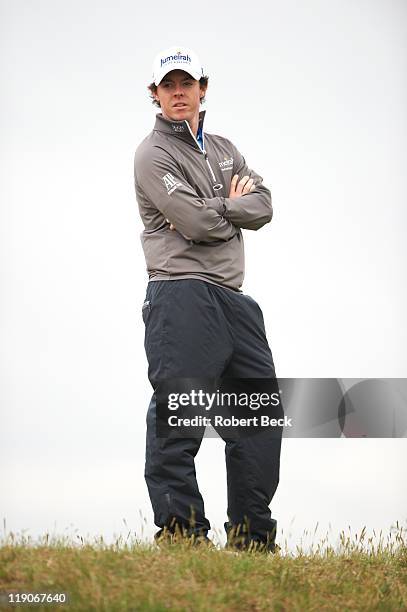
[{"x1": 212, "y1": 197, "x2": 226, "y2": 216}]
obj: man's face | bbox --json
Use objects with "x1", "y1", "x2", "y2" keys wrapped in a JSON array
[{"x1": 154, "y1": 69, "x2": 206, "y2": 123}]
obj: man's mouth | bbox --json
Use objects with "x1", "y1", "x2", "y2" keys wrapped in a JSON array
[{"x1": 173, "y1": 103, "x2": 188, "y2": 108}]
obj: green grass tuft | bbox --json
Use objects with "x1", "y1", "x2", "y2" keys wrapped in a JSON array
[{"x1": 0, "y1": 524, "x2": 406, "y2": 611}]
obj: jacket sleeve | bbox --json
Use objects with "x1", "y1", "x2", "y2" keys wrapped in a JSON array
[
  {"x1": 219, "y1": 143, "x2": 273, "y2": 231},
  {"x1": 134, "y1": 145, "x2": 238, "y2": 243}
]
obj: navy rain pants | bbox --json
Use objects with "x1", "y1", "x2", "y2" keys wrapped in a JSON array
[{"x1": 142, "y1": 279, "x2": 282, "y2": 549}]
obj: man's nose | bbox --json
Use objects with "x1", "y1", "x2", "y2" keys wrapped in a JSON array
[{"x1": 173, "y1": 84, "x2": 184, "y2": 96}]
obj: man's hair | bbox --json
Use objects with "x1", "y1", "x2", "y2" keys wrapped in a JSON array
[{"x1": 147, "y1": 76, "x2": 209, "y2": 108}]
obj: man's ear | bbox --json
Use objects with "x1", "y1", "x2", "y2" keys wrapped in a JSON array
[{"x1": 200, "y1": 85, "x2": 208, "y2": 100}]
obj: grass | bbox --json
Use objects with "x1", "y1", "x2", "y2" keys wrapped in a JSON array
[{"x1": 0, "y1": 523, "x2": 406, "y2": 611}]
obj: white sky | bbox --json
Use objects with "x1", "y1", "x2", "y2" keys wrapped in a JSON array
[{"x1": 1, "y1": 0, "x2": 406, "y2": 551}]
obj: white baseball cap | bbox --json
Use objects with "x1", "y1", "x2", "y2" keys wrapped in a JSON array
[{"x1": 152, "y1": 46, "x2": 204, "y2": 86}]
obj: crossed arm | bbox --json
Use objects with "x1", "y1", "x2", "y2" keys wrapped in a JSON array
[
  {"x1": 134, "y1": 143, "x2": 273, "y2": 243},
  {"x1": 168, "y1": 174, "x2": 255, "y2": 231}
]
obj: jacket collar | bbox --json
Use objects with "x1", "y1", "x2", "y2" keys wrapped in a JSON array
[{"x1": 153, "y1": 110, "x2": 206, "y2": 149}]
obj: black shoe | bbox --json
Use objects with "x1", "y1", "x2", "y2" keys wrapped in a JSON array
[
  {"x1": 154, "y1": 527, "x2": 214, "y2": 548},
  {"x1": 224, "y1": 520, "x2": 279, "y2": 554},
  {"x1": 225, "y1": 539, "x2": 280, "y2": 554}
]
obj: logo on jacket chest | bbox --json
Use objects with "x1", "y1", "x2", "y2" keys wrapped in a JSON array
[
  {"x1": 218, "y1": 157, "x2": 234, "y2": 172},
  {"x1": 171, "y1": 124, "x2": 185, "y2": 132}
]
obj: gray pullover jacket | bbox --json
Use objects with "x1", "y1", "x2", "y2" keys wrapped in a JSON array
[{"x1": 134, "y1": 110, "x2": 272, "y2": 291}]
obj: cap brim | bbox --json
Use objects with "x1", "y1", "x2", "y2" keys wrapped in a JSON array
[{"x1": 154, "y1": 67, "x2": 202, "y2": 86}]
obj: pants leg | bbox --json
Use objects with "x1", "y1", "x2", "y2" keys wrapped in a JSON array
[
  {"x1": 209, "y1": 287, "x2": 282, "y2": 549},
  {"x1": 223, "y1": 431, "x2": 281, "y2": 549},
  {"x1": 142, "y1": 280, "x2": 233, "y2": 537},
  {"x1": 145, "y1": 394, "x2": 208, "y2": 535}
]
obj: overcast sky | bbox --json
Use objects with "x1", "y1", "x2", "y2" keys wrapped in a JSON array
[{"x1": 1, "y1": 0, "x2": 406, "y2": 551}]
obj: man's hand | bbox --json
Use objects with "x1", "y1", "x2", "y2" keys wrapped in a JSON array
[
  {"x1": 229, "y1": 175, "x2": 256, "y2": 199},
  {"x1": 167, "y1": 175, "x2": 255, "y2": 230}
]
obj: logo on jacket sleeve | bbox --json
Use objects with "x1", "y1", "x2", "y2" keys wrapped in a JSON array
[{"x1": 162, "y1": 172, "x2": 182, "y2": 195}]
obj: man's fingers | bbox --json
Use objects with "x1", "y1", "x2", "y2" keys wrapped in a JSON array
[
  {"x1": 238, "y1": 175, "x2": 250, "y2": 188},
  {"x1": 169, "y1": 224, "x2": 175, "y2": 230},
  {"x1": 230, "y1": 174, "x2": 239, "y2": 192},
  {"x1": 236, "y1": 175, "x2": 250, "y2": 195},
  {"x1": 242, "y1": 178, "x2": 254, "y2": 194},
  {"x1": 230, "y1": 174, "x2": 256, "y2": 198},
  {"x1": 229, "y1": 174, "x2": 240, "y2": 198}
]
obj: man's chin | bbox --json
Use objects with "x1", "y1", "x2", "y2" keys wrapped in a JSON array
[{"x1": 169, "y1": 109, "x2": 191, "y2": 122}]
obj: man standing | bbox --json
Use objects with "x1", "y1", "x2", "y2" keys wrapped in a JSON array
[{"x1": 134, "y1": 46, "x2": 282, "y2": 552}]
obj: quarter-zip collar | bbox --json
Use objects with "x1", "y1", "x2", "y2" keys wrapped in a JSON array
[
  {"x1": 153, "y1": 109, "x2": 222, "y2": 191},
  {"x1": 153, "y1": 110, "x2": 206, "y2": 151}
]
